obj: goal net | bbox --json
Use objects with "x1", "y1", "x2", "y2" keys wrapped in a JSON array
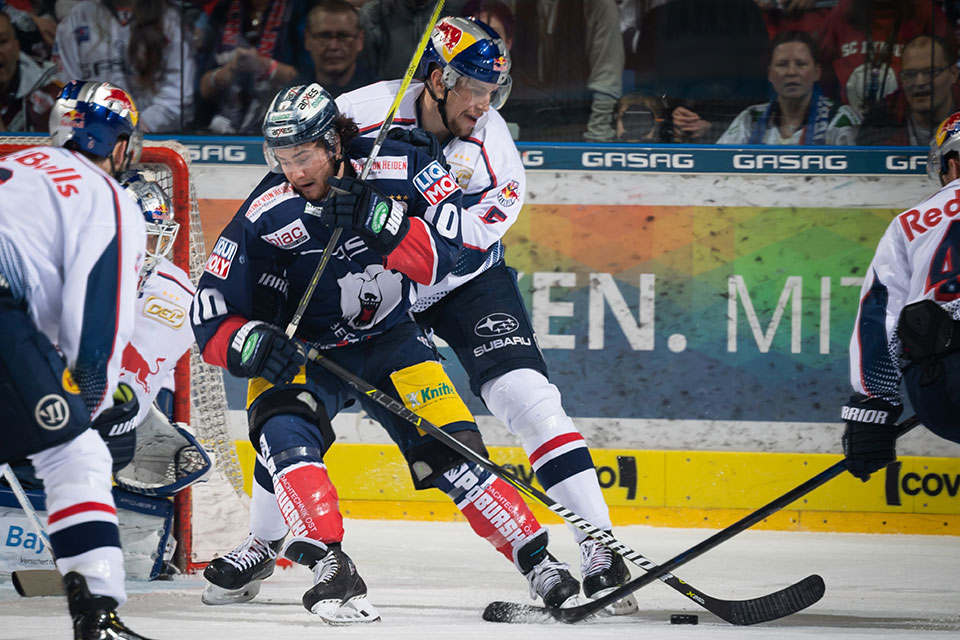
[{"x1": 0, "y1": 137, "x2": 249, "y2": 573}]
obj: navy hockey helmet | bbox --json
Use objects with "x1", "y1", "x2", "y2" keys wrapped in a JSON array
[
  {"x1": 262, "y1": 83, "x2": 340, "y2": 173},
  {"x1": 422, "y1": 16, "x2": 512, "y2": 110},
  {"x1": 929, "y1": 111, "x2": 960, "y2": 180},
  {"x1": 49, "y1": 81, "x2": 142, "y2": 163},
  {"x1": 119, "y1": 171, "x2": 179, "y2": 280}
]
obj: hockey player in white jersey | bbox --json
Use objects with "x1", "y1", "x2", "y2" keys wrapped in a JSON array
[
  {"x1": 0, "y1": 80, "x2": 153, "y2": 639},
  {"x1": 203, "y1": 17, "x2": 635, "y2": 614},
  {"x1": 842, "y1": 111, "x2": 960, "y2": 482},
  {"x1": 92, "y1": 170, "x2": 211, "y2": 497}
]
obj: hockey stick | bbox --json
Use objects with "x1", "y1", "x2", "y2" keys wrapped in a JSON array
[
  {"x1": 285, "y1": 0, "x2": 445, "y2": 338},
  {"x1": 306, "y1": 348, "x2": 830, "y2": 625},
  {"x1": 1, "y1": 464, "x2": 64, "y2": 597},
  {"x1": 484, "y1": 415, "x2": 923, "y2": 624}
]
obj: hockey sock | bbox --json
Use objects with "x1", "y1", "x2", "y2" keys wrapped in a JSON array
[
  {"x1": 250, "y1": 459, "x2": 289, "y2": 541},
  {"x1": 272, "y1": 462, "x2": 344, "y2": 544},
  {"x1": 434, "y1": 461, "x2": 542, "y2": 564}
]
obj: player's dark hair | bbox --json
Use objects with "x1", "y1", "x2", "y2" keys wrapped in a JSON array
[{"x1": 334, "y1": 114, "x2": 359, "y2": 149}]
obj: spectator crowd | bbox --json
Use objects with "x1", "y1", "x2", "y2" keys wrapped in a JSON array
[{"x1": 0, "y1": 0, "x2": 958, "y2": 145}]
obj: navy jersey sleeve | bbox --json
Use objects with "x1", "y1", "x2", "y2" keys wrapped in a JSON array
[{"x1": 352, "y1": 138, "x2": 464, "y2": 286}]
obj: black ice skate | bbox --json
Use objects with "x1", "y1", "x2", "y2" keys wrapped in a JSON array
[
  {"x1": 516, "y1": 531, "x2": 581, "y2": 609},
  {"x1": 64, "y1": 571, "x2": 154, "y2": 640},
  {"x1": 580, "y1": 536, "x2": 639, "y2": 615},
  {"x1": 282, "y1": 537, "x2": 380, "y2": 625},
  {"x1": 202, "y1": 534, "x2": 284, "y2": 605}
]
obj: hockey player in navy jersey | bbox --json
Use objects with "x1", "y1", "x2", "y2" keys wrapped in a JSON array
[
  {"x1": 202, "y1": 16, "x2": 635, "y2": 615},
  {"x1": 192, "y1": 83, "x2": 579, "y2": 623},
  {"x1": 0, "y1": 80, "x2": 153, "y2": 640},
  {"x1": 841, "y1": 112, "x2": 960, "y2": 481}
]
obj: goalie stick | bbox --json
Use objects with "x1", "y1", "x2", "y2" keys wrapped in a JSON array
[
  {"x1": 285, "y1": 0, "x2": 445, "y2": 338},
  {"x1": 305, "y1": 348, "x2": 836, "y2": 625},
  {"x1": 484, "y1": 415, "x2": 922, "y2": 624},
  {"x1": 1, "y1": 464, "x2": 64, "y2": 597}
]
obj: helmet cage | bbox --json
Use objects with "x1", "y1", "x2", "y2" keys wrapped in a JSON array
[{"x1": 262, "y1": 84, "x2": 340, "y2": 173}]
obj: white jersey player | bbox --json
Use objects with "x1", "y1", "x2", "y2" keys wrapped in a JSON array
[
  {"x1": 0, "y1": 80, "x2": 154, "y2": 640},
  {"x1": 203, "y1": 17, "x2": 635, "y2": 615},
  {"x1": 841, "y1": 111, "x2": 960, "y2": 483},
  {"x1": 52, "y1": 0, "x2": 195, "y2": 134}
]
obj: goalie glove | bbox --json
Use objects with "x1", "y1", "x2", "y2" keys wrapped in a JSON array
[
  {"x1": 321, "y1": 175, "x2": 409, "y2": 256},
  {"x1": 840, "y1": 394, "x2": 903, "y2": 482},
  {"x1": 92, "y1": 382, "x2": 139, "y2": 472},
  {"x1": 387, "y1": 126, "x2": 450, "y2": 171},
  {"x1": 227, "y1": 321, "x2": 305, "y2": 385}
]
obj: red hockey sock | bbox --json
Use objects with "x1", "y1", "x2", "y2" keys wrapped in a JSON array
[{"x1": 272, "y1": 462, "x2": 344, "y2": 544}]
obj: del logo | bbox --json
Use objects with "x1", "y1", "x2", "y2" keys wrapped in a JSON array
[
  {"x1": 406, "y1": 381, "x2": 456, "y2": 409},
  {"x1": 496, "y1": 180, "x2": 520, "y2": 207},
  {"x1": 142, "y1": 296, "x2": 186, "y2": 329},
  {"x1": 262, "y1": 218, "x2": 310, "y2": 249},
  {"x1": 413, "y1": 161, "x2": 460, "y2": 205},
  {"x1": 204, "y1": 237, "x2": 237, "y2": 280}
]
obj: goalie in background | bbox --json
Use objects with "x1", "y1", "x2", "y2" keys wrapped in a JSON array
[{"x1": 841, "y1": 111, "x2": 960, "y2": 482}]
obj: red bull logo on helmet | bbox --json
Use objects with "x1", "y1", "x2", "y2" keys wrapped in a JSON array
[
  {"x1": 936, "y1": 112, "x2": 960, "y2": 147},
  {"x1": 59, "y1": 109, "x2": 85, "y2": 128},
  {"x1": 97, "y1": 85, "x2": 139, "y2": 126},
  {"x1": 435, "y1": 21, "x2": 463, "y2": 54}
]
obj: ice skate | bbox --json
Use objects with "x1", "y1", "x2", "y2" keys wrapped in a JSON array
[
  {"x1": 516, "y1": 532, "x2": 581, "y2": 609},
  {"x1": 580, "y1": 536, "x2": 639, "y2": 615},
  {"x1": 64, "y1": 571, "x2": 155, "y2": 640},
  {"x1": 202, "y1": 534, "x2": 283, "y2": 605},
  {"x1": 283, "y1": 537, "x2": 380, "y2": 625}
]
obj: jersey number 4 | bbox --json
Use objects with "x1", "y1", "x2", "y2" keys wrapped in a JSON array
[{"x1": 926, "y1": 219, "x2": 960, "y2": 301}]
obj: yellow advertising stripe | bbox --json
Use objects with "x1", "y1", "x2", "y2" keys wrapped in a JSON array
[{"x1": 232, "y1": 441, "x2": 960, "y2": 535}]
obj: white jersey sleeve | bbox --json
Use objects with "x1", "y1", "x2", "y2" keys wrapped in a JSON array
[
  {"x1": 849, "y1": 178, "x2": 960, "y2": 403},
  {"x1": 0, "y1": 146, "x2": 146, "y2": 419},
  {"x1": 118, "y1": 258, "x2": 195, "y2": 424}
]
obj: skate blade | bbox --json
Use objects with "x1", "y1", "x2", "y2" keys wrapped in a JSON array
[
  {"x1": 310, "y1": 595, "x2": 381, "y2": 625},
  {"x1": 588, "y1": 587, "x2": 639, "y2": 616},
  {"x1": 201, "y1": 580, "x2": 263, "y2": 605},
  {"x1": 555, "y1": 594, "x2": 581, "y2": 610}
]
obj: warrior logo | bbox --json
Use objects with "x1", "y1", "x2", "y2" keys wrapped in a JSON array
[
  {"x1": 35, "y1": 395, "x2": 69, "y2": 430},
  {"x1": 121, "y1": 343, "x2": 165, "y2": 394},
  {"x1": 338, "y1": 265, "x2": 403, "y2": 330}
]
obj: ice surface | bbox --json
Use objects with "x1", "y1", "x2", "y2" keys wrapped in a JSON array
[{"x1": 1, "y1": 519, "x2": 957, "y2": 639}]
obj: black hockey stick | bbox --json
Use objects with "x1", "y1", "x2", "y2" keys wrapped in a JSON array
[
  {"x1": 284, "y1": 0, "x2": 444, "y2": 338},
  {"x1": 306, "y1": 348, "x2": 836, "y2": 625},
  {"x1": 485, "y1": 415, "x2": 922, "y2": 624}
]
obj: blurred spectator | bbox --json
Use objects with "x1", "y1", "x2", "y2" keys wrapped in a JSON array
[
  {"x1": 193, "y1": 0, "x2": 306, "y2": 134},
  {"x1": 818, "y1": 0, "x2": 954, "y2": 118},
  {"x1": 295, "y1": 0, "x2": 371, "y2": 98},
  {"x1": 0, "y1": 10, "x2": 60, "y2": 131},
  {"x1": 506, "y1": 0, "x2": 624, "y2": 141},
  {"x1": 52, "y1": 0, "x2": 195, "y2": 133},
  {"x1": 2, "y1": 1, "x2": 57, "y2": 63},
  {"x1": 359, "y1": 0, "x2": 465, "y2": 81},
  {"x1": 753, "y1": 0, "x2": 836, "y2": 41},
  {"x1": 717, "y1": 30, "x2": 859, "y2": 144},
  {"x1": 857, "y1": 34, "x2": 959, "y2": 146}
]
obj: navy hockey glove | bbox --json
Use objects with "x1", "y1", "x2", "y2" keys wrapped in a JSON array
[
  {"x1": 386, "y1": 126, "x2": 450, "y2": 170},
  {"x1": 840, "y1": 394, "x2": 904, "y2": 482},
  {"x1": 322, "y1": 175, "x2": 409, "y2": 256},
  {"x1": 92, "y1": 383, "x2": 140, "y2": 472},
  {"x1": 226, "y1": 321, "x2": 305, "y2": 386}
]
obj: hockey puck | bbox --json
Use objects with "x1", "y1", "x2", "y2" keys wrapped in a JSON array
[{"x1": 670, "y1": 614, "x2": 699, "y2": 625}]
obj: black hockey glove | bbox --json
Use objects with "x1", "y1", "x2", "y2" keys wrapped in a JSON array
[
  {"x1": 226, "y1": 321, "x2": 305, "y2": 386},
  {"x1": 92, "y1": 383, "x2": 140, "y2": 472},
  {"x1": 840, "y1": 394, "x2": 904, "y2": 482},
  {"x1": 386, "y1": 126, "x2": 450, "y2": 170},
  {"x1": 322, "y1": 175, "x2": 409, "y2": 256}
]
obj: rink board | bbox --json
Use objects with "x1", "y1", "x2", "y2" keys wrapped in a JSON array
[{"x1": 234, "y1": 440, "x2": 960, "y2": 536}]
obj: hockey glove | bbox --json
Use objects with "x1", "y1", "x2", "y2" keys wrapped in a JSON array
[
  {"x1": 92, "y1": 382, "x2": 140, "y2": 472},
  {"x1": 226, "y1": 321, "x2": 305, "y2": 386},
  {"x1": 840, "y1": 394, "x2": 904, "y2": 482},
  {"x1": 322, "y1": 175, "x2": 409, "y2": 256},
  {"x1": 386, "y1": 126, "x2": 450, "y2": 171}
]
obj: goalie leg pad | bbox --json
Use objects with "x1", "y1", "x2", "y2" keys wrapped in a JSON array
[
  {"x1": 432, "y1": 461, "x2": 543, "y2": 564},
  {"x1": 28, "y1": 429, "x2": 126, "y2": 605},
  {"x1": 0, "y1": 295, "x2": 91, "y2": 463}
]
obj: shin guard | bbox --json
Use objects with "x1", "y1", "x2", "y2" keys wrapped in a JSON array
[
  {"x1": 272, "y1": 462, "x2": 344, "y2": 544},
  {"x1": 434, "y1": 462, "x2": 542, "y2": 564}
]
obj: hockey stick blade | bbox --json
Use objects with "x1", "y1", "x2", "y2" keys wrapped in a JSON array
[
  {"x1": 481, "y1": 574, "x2": 825, "y2": 625},
  {"x1": 12, "y1": 569, "x2": 64, "y2": 597}
]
